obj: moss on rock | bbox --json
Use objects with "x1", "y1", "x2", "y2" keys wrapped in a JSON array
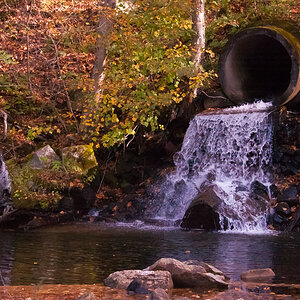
[{"x1": 62, "y1": 144, "x2": 98, "y2": 174}]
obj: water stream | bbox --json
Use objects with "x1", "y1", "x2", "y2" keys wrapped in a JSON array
[
  {"x1": 0, "y1": 224, "x2": 300, "y2": 285},
  {"x1": 0, "y1": 154, "x2": 11, "y2": 215},
  {"x1": 0, "y1": 103, "x2": 299, "y2": 287},
  {"x1": 154, "y1": 102, "x2": 274, "y2": 232}
]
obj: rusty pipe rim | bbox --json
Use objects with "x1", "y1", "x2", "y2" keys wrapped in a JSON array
[{"x1": 219, "y1": 26, "x2": 300, "y2": 106}]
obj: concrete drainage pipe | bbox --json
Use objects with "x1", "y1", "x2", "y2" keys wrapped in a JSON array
[{"x1": 219, "y1": 26, "x2": 300, "y2": 106}]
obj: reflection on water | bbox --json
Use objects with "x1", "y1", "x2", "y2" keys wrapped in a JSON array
[{"x1": 0, "y1": 224, "x2": 300, "y2": 285}]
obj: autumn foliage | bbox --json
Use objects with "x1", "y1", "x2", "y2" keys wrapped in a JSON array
[
  {"x1": 0, "y1": 0, "x2": 297, "y2": 155},
  {"x1": 1, "y1": 0, "x2": 100, "y2": 156}
]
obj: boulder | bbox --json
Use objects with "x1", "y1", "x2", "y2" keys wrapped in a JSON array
[
  {"x1": 277, "y1": 186, "x2": 299, "y2": 206},
  {"x1": 275, "y1": 202, "x2": 291, "y2": 216},
  {"x1": 104, "y1": 270, "x2": 173, "y2": 291},
  {"x1": 126, "y1": 278, "x2": 151, "y2": 295},
  {"x1": 267, "y1": 207, "x2": 288, "y2": 227},
  {"x1": 149, "y1": 288, "x2": 169, "y2": 300},
  {"x1": 147, "y1": 258, "x2": 229, "y2": 289},
  {"x1": 180, "y1": 202, "x2": 221, "y2": 230},
  {"x1": 240, "y1": 268, "x2": 275, "y2": 283},
  {"x1": 29, "y1": 145, "x2": 60, "y2": 169},
  {"x1": 183, "y1": 260, "x2": 227, "y2": 276},
  {"x1": 180, "y1": 185, "x2": 222, "y2": 230},
  {"x1": 269, "y1": 184, "x2": 280, "y2": 198},
  {"x1": 180, "y1": 185, "x2": 238, "y2": 230},
  {"x1": 62, "y1": 144, "x2": 97, "y2": 174},
  {"x1": 250, "y1": 180, "x2": 269, "y2": 202}
]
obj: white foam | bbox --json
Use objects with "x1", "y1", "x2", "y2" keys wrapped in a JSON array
[
  {"x1": 0, "y1": 154, "x2": 11, "y2": 207},
  {"x1": 222, "y1": 100, "x2": 273, "y2": 113},
  {"x1": 108, "y1": 220, "x2": 178, "y2": 231},
  {"x1": 152, "y1": 102, "x2": 274, "y2": 232}
]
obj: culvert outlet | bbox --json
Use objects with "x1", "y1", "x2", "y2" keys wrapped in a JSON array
[{"x1": 219, "y1": 26, "x2": 300, "y2": 106}]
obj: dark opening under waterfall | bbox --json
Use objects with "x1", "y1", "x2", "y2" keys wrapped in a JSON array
[{"x1": 152, "y1": 102, "x2": 274, "y2": 232}]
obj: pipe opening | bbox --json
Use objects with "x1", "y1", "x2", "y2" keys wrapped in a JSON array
[
  {"x1": 228, "y1": 35, "x2": 292, "y2": 100},
  {"x1": 219, "y1": 27, "x2": 300, "y2": 106}
]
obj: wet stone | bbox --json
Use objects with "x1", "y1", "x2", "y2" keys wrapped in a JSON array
[
  {"x1": 250, "y1": 180, "x2": 269, "y2": 202},
  {"x1": 104, "y1": 270, "x2": 173, "y2": 291},
  {"x1": 270, "y1": 184, "x2": 280, "y2": 198},
  {"x1": 240, "y1": 268, "x2": 275, "y2": 283},
  {"x1": 180, "y1": 185, "x2": 223, "y2": 230},
  {"x1": 29, "y1": 145, "x2": 60, "y2": 169},
  {"x1": 149, "y1": 288, "x2": 169, "y2": 300},
  {"x1": 126, "y1": 278, "x2": 151, "y2": 295},
  {"x1": 277, "y1": 186, "x2": 299, "y2": 207},
  {"x1": 147, "y1": 258, "x2": 229, "y2": 289},
  {"x1": 275, "y1": 202, "x2": 291, "y2": 216}
]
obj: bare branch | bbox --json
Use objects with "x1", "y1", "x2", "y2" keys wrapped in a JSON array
[
  {"x1": 0, "y1": 109, "x2": 7, "y2": 139},
  {"x1": 97, "y1": 151, "x2": 112, "y2": 194},
  {"x1": 201, "y1": 90, "x2": 234, "y2": 103},
  {"x1": 126, "y1": 125, "x2": 139, "y2": 148},
  {"x1": 3, "y1": 0, "x2": 11, "y2": 10},
  {"x1": 25, "y1": 0, "x2": 33, "y2": 94},
  {"x1": 48, "y1": 34, "x2": 79, "y2": 132}
]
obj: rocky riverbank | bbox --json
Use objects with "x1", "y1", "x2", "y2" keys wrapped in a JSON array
[
  {"x1": 100, "y1": 257, "x2": 300, "y2": 299},
  {"x1": 1, "y1": 282, "x2": 300, "y2": 300},
  {"x1": 1, "y1": 98, "x2": 299, "y2": 232}
]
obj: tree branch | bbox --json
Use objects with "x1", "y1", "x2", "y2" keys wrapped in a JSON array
[
  {"x1": 92, "y1": 0, "x2": 116, "y2": 89},
  {"x1": 48, "y1": 34, "x2": 79, "y2": 132},
  {"x1": 25, "y1": 0, "x2": 33, "y2": 94},
  {"x1": 0, "y1": 109, "x2": 8, "y2": 139}
]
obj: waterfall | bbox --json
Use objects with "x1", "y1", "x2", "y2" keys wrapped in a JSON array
[
  {"x1": 154, "y1": 102, "x2": 274, "y2": 232},
  {"x1": 0, "y1": 153, "x2": 12, "y2": 216}
]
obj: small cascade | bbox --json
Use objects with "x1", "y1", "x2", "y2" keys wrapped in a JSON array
[
  {"x1": 0, "y1": 153, "x2": 12, "y2": 216},
  {"x1": 154, "y1": 102, "x2": 274, "y2": 232}
]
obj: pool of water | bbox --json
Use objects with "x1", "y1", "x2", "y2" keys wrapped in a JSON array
[{"x1": 0, "y1": 223, "x2": 300, "y2": 286}]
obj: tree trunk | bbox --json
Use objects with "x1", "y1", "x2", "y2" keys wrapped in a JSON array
[
  {"x1": 80, "y1": 0, "x2": 116, "y2": 132},
  {"x1": 190, "y1": 0, "x2": 205, "y2": 101},
  {"x1": 92, "y1": 0, "x2": 116, "y2": 89},
  {"x1": 192, "y1": 0, "x2": 205, "y2": 68}
]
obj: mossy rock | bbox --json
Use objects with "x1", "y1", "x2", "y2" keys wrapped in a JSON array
[
  {"x1": 6, "y1": 160, "x2": 43, "y2": 209},
  {"x1": 6, "y1": 144, "x2": 97, "y2": 210},
  {"x1": 62, "y1": 144, "x2": 98, "y2": 174},
  {"x1": 28, "y1": 145, "x2": 60, "y2": 169},
  {"x1": 6, "y1": 158, "x2": 62, "y2": 210}
]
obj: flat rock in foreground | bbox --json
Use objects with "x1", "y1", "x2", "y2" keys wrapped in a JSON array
[
  {"x1": 104, "y1": 270, "x2": 173, "y2": 291},
  {"x1": 147, "y1": 258, "x2": 230, "y2": 289},
  {"x1": 240, "y1": 268, "x2": 275, "y2": 283}
]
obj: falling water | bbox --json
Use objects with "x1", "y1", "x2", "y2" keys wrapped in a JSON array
[
  {"x1": 154, "y1": 102, "x2": 274, "y2": 232},
  {"x1": 0, "y1": 153, "x2": 12, "y2": 216}
]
